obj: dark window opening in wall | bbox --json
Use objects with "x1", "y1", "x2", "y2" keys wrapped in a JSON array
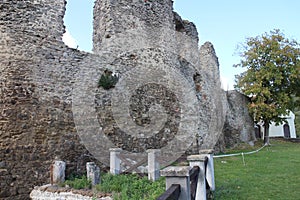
[{"x1": 63, "y1": 0, "x2": 94, "y2": 52}]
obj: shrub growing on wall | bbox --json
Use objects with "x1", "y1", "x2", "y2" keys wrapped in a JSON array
[{"x1": 98, "y1": 69, "x2": 119, "y2": 90}]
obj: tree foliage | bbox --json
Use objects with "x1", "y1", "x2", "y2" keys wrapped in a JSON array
[{"x1": 234, "y1": 29, "x2": 300, "y2": 128}]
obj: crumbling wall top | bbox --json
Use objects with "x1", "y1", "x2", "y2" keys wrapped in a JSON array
[{"x1": 0, "y1": 0, "x2": 66, "y2": 42}]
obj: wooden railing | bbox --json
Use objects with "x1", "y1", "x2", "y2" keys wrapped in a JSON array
[
  {"x1": 157, "y1": 184, "x2": 181, "y2": 200},
  {"x1": 157, "y1": 150, "x2": 214, "y2": 200},
  {"x1": 108, "y1": 148, "x2": 214, "y2": 200},
  {"x1": 120, "y1": 156, "x2": 147, "y2": 177},
  {"x1": 157, "y1": 166, "x2": 201, "y2": 200},
  {"x1": 190, "y1": 166, "x2": 200, "y2": 199},
  {"x1": 109, "y1": 148, "x2": 161, "y2": 181}
]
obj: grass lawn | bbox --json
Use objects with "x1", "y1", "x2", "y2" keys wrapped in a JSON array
[{"x1": 213, "y1": 139, "x2": 300, "y2": 200}]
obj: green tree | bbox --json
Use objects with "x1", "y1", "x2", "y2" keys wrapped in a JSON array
[
  {"x1": 293, "y1": 96, "x2": 300, "y2": 137},
  {"x1": 234, "y1": 29, "x2": 300, "y2": 143}
]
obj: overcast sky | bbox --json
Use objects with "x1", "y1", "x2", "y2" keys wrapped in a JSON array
[{"x1": 63, "y1": 0, "x2": 300, "y2": 90}]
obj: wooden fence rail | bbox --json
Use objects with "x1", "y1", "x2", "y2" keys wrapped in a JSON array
[
  {"x1": 109, "y1": 148, "x2": 161, "y2": 180},
  {"x1": 157, "y1": 184, "x2": 181, "y2": 200},
  {"x1": 108, "y1": 148, "x2": 214, "y2": 199},
  {"x1": 190, "y1": 166, "x2": 200, "y2": 200},
  {"x1": 158, "y1": 165, "x2": 201, "y2": 200}
]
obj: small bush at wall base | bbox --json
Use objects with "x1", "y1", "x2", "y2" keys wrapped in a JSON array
[
  {"x1": 59, "y1": 173, "x2": 165, "y2": 200},
  {"x1": 59, "y1": 175, "x2": 91, "y2": 190},
  {"x1": 96, "y1": 173, "x2": 165, "y2": 200}
]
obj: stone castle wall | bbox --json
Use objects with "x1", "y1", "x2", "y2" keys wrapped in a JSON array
[
  {"x1": 0, "y1": 0, "x2": 253, "y2": 199},
  {"x1": 0, "y1": 1, "x2": 100, "y2": 198},
  {"x1": 219, "y1": 91, "x2": 256, "y2": 150}
]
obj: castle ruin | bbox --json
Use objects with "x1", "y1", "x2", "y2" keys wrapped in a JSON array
[{"x1": 0, "y1": 0, "x2": 255, "y2": 199}]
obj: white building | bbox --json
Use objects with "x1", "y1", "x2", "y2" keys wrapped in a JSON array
[
  {"x1": 255, "y1": 111, "x2": 297, "y2": 139},
  {"x1": 269, "y1": 111, "x2": 297, "y2": 138}
]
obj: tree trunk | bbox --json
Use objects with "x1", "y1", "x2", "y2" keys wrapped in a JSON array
[{"x1": 264, "y1": 121, "x2": 270, "y2": 145}]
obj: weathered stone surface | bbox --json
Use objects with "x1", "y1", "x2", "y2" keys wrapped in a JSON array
[
  {"x1": 86, "y1": 162, "x2": 101, "y2": 185},
  {"x1": 147, "y1": 149, "x2": 160, "y2": 181},
  {"x1": 30, "y1": 184, "x2": 112, "y2": 200},
  {"x1": 218, "y1": 90, "x2": 256, "y2": 150},
  {"x1": 173, "y1": 12, "x2": 199, "y2": 42},
  {"x1": 160, "y1": 166, "x2": 191, "y2": 177},
  {"x1": 51, "y1": 161, "x2": 66, "y2": 185},
  {"x1": 197, "y1": 42, "x2": 227, "y2": 150}
]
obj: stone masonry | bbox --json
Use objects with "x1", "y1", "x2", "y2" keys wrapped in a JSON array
[
  {"x1": 0, "y1": 0, "x2": 253, "y2": 199},
  {"x1": 217, "y1": 90, "x2": 256, "y2": 151}
]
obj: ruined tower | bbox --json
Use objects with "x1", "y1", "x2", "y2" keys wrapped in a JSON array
[
  {"x1": 0, "y1": 1, "x2": 90, "y2": 198},
  {"x1": 75, "y1": 0, "x2": 227, "y2": 169},
  {"x1": 92, "y1": 0, "x2": 199, "y2": 63},
  {"x1": 93, "y1": 0, "x2": 174, "y2": 53}
]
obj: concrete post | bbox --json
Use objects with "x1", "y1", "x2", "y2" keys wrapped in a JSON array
[
  {"x1": 50, "y1": 160, "x2": 66, "y2": 185},
  {"x1": 109, "y1": 148, "x2": 122, "y2": 175},
  {"x1": 147, "y1": 149, "x2": 161, "y2": 181},
  {"x1": 187, "y1": 155, "x2": 207, "y2": 200},
  {"x1": 199, "y1": 149, "x2": 215, "y2": 191},
  {"x1": 160, "y1": 166, "x2": 191, "y2": 200},
  {"x1": 86, "y1": 162, "x2": 100, "y2": 185}
]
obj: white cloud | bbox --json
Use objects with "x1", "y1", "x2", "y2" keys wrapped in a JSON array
[{"x1": 62, "y1": 29, "x2": 78, "y2": 49}]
